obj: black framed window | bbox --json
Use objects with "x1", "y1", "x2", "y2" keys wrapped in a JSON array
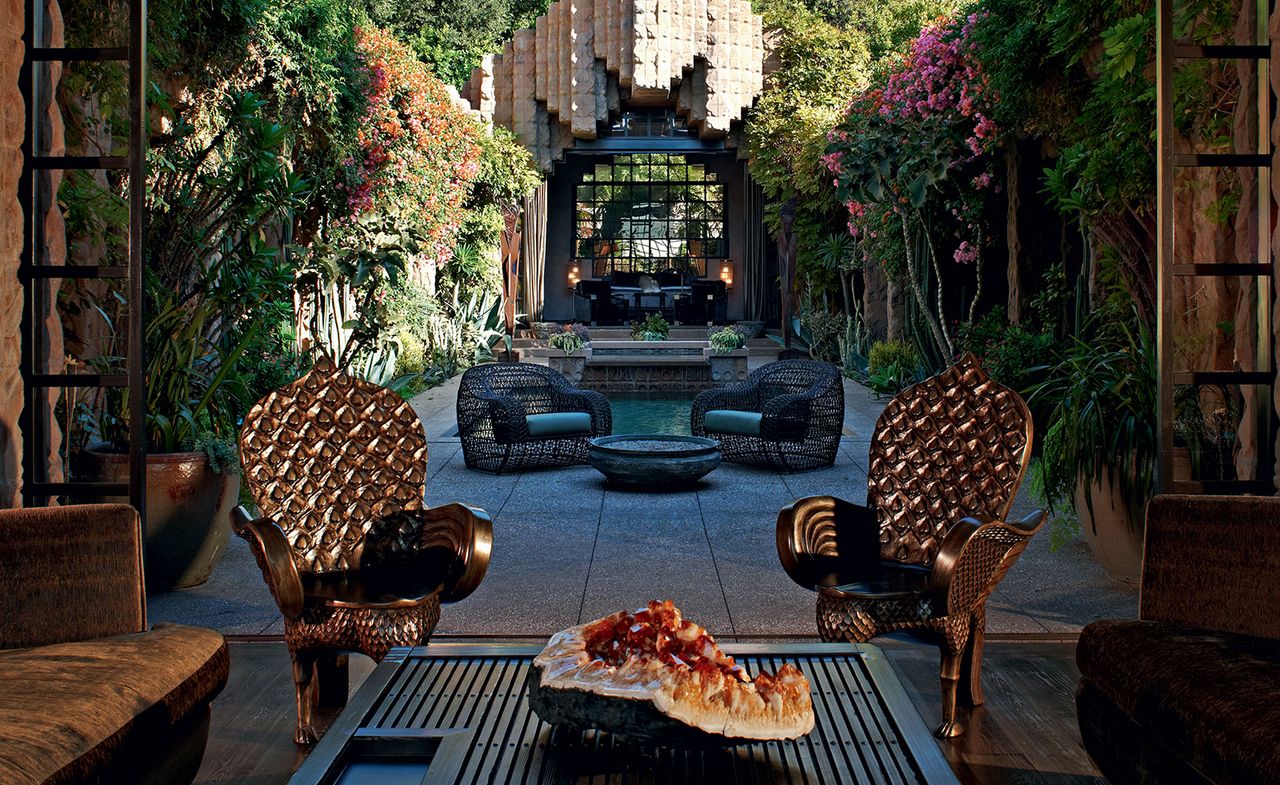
[{"x1": 574, "y1": 154, "x2": 725, "y2": 278}]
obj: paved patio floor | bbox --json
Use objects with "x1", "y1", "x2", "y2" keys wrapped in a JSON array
[{"x1": 149, "y1": 371, "x2": 1137, "y2": 638}]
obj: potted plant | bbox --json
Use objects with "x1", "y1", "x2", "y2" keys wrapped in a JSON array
[
  {"x1": 630, "y1": 313, "x2": 670, "y2": 341},
  {"x1": 77, "y1": 93, "x2": 305, "y2": 590},
  {"x1": 1029, "y1": 309, "x2": 1156, "y2": 585},
  {"x1": 704, "y1": 326, "x2": 748, "y2": 385},
  {"x1": 546, "y1": 323, "x2": 592, "y2": 385}
]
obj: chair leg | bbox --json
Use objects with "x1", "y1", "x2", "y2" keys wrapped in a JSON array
[
  {"x1": 316, "y1": 653, "x2": 350, "y2": 709},
  {"x1": 936, "y1": 616, "x2": 971, "y2": 739},
  {"x1": 961, "y1": 610, "x2": 986, "y2": 706},
  {"x1": 291, "y1": 652, "x2": 319, "y2": 745}
]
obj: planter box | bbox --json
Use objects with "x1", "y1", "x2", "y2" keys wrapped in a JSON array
[
  {"x1": 546, "y1": 347, "x2": 591, "y2": 385},
  {"x1": 703, "y1": 348, "x2": 749, "y2": 386}
]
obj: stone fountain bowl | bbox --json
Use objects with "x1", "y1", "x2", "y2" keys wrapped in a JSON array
[{"x1": 588, "y1": 434, "x2": 722, "y2": 487}]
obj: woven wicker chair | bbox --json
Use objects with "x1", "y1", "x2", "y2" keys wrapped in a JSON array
[
  {"x1": 457, "y1": 362, "x2": 612, "y2": 473},
  {"x1": 691, "y1": 359, "x2": 844, "y2": 471},
  {"x1": 235, "y1": 357, "x2": 493, "y2": 744},
  {"x1": 776, "y1": 354, "x2": 1045, "y2": 737}
]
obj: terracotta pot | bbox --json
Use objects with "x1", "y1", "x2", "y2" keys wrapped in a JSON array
[
  {"x1": 1073, "y1": 469, "x2": 1144, "y2": 587},
  {"x1": 79, "y1": 446, "x2": 240, "y2": 590}
]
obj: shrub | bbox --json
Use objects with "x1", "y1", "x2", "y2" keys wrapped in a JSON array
[
  {"x1": 959, "y1": 309, "x2": 1057, "y2": 392},
  {"x1": 549, "y1": 325, "x2": 587, "y2": 353},
  {"x1": 709, "y1": 327, "x2": 745, "y2": 354},
  {"x1": 867, "y1": 340, "x2": 918, "y2": 375},
  {"x1": 631, "y1": 313, "x2": 670, "y2": 341}
]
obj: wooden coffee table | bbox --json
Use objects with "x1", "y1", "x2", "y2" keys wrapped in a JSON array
[{"x1": 290, "y1": 642, "x2": 959, "y2": 785}]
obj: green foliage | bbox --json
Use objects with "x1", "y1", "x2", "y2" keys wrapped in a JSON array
[
  {"x1": 802, "y1": 0, "x2": 961, "y2": 60},
  {"x1": 868, "y1": 340, "x2": 919, "y2": 376},
  {"x1": 709, "y1": 327, "x2": 747, "y2": 354},
  {"x1": 958, "y1": 310, "x2": 1057, "y2": 393},
  {"x1": 549, "y1": 328, "x2": 587, "y2": 354},
  {"x1": 631, "y1": 314, "x2": 671, "y2": 341},
  {"x1": 356, "y1": 0, "x2": 552, "y2": 86},
  {"x1": 1029, "y1": 305, "x2": 1157, "y2": 525}
]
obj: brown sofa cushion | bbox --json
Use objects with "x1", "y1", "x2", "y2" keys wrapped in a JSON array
[
  {"x1": 1078, "y1": 619, "x2": 1280, "y2": 785},
  {"x1": 0, "y1": 623, "x2": 229, "y2": 785}
]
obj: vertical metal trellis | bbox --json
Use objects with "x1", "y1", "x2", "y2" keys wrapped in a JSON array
[
  {"x1": 1157, "y1": 0, "x2": 1276, "y2": 494},
  {"x1": 19, "y1": 0, "x2": 147, "y2": 515}
]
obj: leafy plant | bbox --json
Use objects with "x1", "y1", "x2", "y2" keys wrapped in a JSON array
[
  {"x1": 709, "y1": 327, "x2": 746, "y2": 354},
  {"x1": 549, "y1": 325, "x2": 587, "y2": 354},
  {"x1": 631, "y1": 313, "x2": 670, "y2": 341},
  {"x1": 1029, "y1": 305, "x2": 1157, "y2": 530}
]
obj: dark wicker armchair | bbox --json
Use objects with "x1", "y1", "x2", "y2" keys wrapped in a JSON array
[
  {"x1": 236, "y1": 357, "x2": 493, "y2": 744},
  {"x1": 776, "y1": 354, "x2": 1044, "y2": 737},
  {"x1": 457, "y1": 362, "x2": 612, "y2": 473},
  {"x1": 691, "y1": 359, "x2": 844, "y2": 471}
]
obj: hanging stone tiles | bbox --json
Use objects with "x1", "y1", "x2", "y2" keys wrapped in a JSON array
[{"x1": 462, "y1": 0, "x2": 764, "y2": 171}]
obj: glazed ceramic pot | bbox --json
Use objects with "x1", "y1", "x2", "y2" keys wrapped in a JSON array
[{"x1": 79, "y1": 445, "x2": 239, "y2": 590}]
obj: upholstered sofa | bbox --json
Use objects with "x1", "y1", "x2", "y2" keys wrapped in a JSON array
[
  {"x1": 1076, "y1": 494, "x2": 1280, "y2": 785},
  {"x1": 0, "y1": 504, "x2": 229, "y2": 785}
]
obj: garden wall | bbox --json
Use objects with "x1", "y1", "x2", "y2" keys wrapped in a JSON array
[{"x1": 1, "y1": 0, "x2": 24, "y2": 506}]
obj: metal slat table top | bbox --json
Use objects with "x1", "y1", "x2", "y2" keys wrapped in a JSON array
[{"x1": 292, "y1": 643, "x2": 959, "y2": 785}]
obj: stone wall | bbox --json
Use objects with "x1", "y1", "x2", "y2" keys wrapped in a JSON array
[
  {"x1": 464, "y1": 0, "x2": 764, "y2": 171},
  {"x1": 1, "y1": 0, "x2": 23, "y2": 506}
]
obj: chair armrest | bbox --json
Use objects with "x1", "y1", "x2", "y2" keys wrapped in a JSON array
[
  {"x1": 1141, "y1": 495, "x2": 1280, "y2": 638},
  {"x1": 776, "y1": 496, "x2": 881, "y2": 590},
  {"x1": 232, "y1": 505, "x2": 305, "y2": 620},
  {"x1": 482, "y1": 392, "x2": 531, "y2": 442},
  {"x1": 0, "y1": 504, "x2": 146, "y2": 648},
  {"x1": 405, "y1": 503, "x2": 494, "y2": 603},
  {"x1": 551, "y1": 387, "x2": 613, "y2": 435},
  {"x1": 691, "y1": 384, "x2": 758, "y2": 433},
  {"x1": 760, "y1": 391, "x2": 816, "y2": 440},
  {"x1": 928, "y1": 510, "x2": 1046, "y2": 616}
]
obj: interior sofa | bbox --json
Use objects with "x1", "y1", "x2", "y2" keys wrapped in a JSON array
[
  {"x1": 0, "y1": 504, "x2": 230, "y2": 785},
  {"x1": 1076, "y1": 494, "x2": 1280, "y2": 785}
]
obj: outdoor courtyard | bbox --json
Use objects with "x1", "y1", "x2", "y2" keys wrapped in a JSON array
[{"x1": 149, "y1": 371, "x2": 1136, "y2": 640}]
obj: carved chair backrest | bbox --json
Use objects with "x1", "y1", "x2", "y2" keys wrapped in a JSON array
[
  {"x1": 867, "y1": 354, "x2": 1032, "y2": 568},
  {"x1": 239, "y1": 357, "x2": 428, "y2": 574}
]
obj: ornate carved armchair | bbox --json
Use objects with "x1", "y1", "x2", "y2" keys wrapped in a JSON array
[
  {"x1": 457, "y1": 362, "x2": 612, "y2": 473},
  {"x1": 235, "y1": 357, "x2": 493, "y2": 744},
  {"x1": 691, "y1": 359, "x2": 844, "y2": 471},
  {"x1": 776, "y1": 354, "x2": 1044, "y2": 737}
]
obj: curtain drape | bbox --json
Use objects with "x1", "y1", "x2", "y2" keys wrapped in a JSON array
[{"x1": 521, "y1": 182, "x2": 549, "y2": 324}]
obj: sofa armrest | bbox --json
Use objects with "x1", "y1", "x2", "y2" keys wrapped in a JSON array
[
  {"x1": 1141, "y1": 495, "x2": 1280, "y2": 639},
  {"x1": 0, "y1": 504, "x2": 146, "y2": 648}
]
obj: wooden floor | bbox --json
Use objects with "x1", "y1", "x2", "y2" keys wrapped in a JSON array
[{"x1": 194, "y1": 639, "x2": 1104, "y2": 785}]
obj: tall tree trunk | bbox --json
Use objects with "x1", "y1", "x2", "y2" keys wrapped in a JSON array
[{"x1": 1005, "y1": 144, "x2": 1023, "y2": 324}]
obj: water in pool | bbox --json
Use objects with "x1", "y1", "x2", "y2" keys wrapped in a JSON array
[{"x1": 608, "y1": 393, "x2": 697, "y2": 436}]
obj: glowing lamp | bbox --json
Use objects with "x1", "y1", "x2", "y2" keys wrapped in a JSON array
[
  {"x1": 719, "y1": 261, "x2": 733, "y2": 289},
  {"x1": 568, "y1": 263, "x2": 581, "y2": 290}
]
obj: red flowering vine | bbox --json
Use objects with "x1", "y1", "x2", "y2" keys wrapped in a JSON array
[{"x1": 340, "y1": 27, "x2": 483, "y2": 269}]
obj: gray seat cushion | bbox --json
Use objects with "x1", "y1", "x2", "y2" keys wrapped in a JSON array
[
  {"x1": 526, "y1": 411, "x2": 593, "y2": 437},
  {"x1": 704, "y1": 409, "x2": 763, "y2": 436}
]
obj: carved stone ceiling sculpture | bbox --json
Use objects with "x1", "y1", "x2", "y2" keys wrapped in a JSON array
[{"x1": 462, "y1": 0, "x2": 765, "y2": 171}]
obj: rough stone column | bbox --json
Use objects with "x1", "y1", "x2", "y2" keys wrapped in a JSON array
[
  {"x1": 559, "y1": 1, "x2": 573, "y2": 120},
  {"x1": 513, "y1": 29, "x2": 538, "y2": 150},
  {"x1": 535, "y1": 16, "x2": 549, "y2": 103},
  {"x1": 618, "y1": 0, "x2": 635, "y2": 87},
  {"x1": 631, "y1": 0, "x2": 660, "y2": 99},
  {"x1": 1, "y1": 0, "x2": 24, "y2": 506},
  {"x1": 702, "y1": 0, "x2": 731, "y2": 136},
  {"x1": 477, "y1": 55, "x2": 496, "y2": 123},
  {"x1": 570, "y1": 0, "x2": 596, "y2": 138}
]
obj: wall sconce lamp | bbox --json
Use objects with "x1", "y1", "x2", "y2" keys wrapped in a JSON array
[
  {"x1": 568, "y1": 263, "x2": 581, "y2": 291},
  {"x1": 719, "y1": 261, "x2": 733, "y2": 289}
]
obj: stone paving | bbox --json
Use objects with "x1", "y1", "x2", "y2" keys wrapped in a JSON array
[{"x1": 148, "y1": 371, "x2": 1137, "y2": 638}]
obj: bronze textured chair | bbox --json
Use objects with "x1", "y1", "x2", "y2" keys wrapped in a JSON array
[
  {"x1": 457, "y1": 362, "x2": 612, "y2": 473},
  {"x1": 1076, "y1": 495, "x2": 1280, "y2": 785},
  {"x1": 776, "y1": 354, "x2": 1044, "y2": 737},
  {"x1": 691, "y1": 359, "x2": 844, "y2": 471},
  {"x1": 236, "y1": 357, "x2": 493, "y2": 744},
  {"x1": 0, "y1": 505, "x2": 228, "y2": 785}
]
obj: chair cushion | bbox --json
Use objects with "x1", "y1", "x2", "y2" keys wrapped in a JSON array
[
  {"x1": 704, "y1": 409, "x2": 763, "y2": 437},
  {"x1": 1077, "y1": 619, "x2": 1280, "y2": 785},
  {"x1": 526, "y1": 411, "x2": 593, "y2": 437},
  {"x1": 0, "y1": 623, "x2": 229, "y2": 785}
]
